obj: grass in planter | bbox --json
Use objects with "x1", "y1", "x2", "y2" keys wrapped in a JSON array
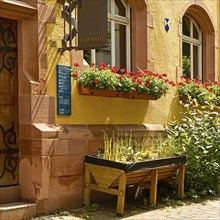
[{"x1": 98, "y1": 131, "x2": 182, "y2": 163}]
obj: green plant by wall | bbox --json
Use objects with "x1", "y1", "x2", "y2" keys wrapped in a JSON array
[
  {"x1": 182, "y1": 56, "x2": 191, "y2": 79},
  {"x1": 165, "y1": 99, "x2": 220, "y2": 197},
  {"x1": 98, "y1": 131, "x2": 180, "y2": 163}
]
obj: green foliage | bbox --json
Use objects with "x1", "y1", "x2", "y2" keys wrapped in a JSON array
[
  {"x1": 84, "y1": 203, "x2": 100, "y2": 212},
  {"x1": 98, "y1": 131, "x2": 179, "y2": 163},
  {"x1": 182, "y1": 56, "x2": 191, "y2": 79},
  {"x1": 178, "y1": 77, "x2": 220, "y2": 105},
  {"x1": 166, "y1": 99, "x2": 220, "y2": 197},
  {"x1": 71, "y1": 63, "x2": 173, "y2": 99},
  {"x1": 79, "y1": 203, "x2": 100, "y2": 220}
]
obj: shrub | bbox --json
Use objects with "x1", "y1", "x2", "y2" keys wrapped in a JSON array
[{"x1": 165, "y1": 99, "x2": 220, "y2": 197}]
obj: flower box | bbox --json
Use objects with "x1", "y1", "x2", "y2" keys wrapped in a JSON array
[
  {"x1": 83, "y1": 155, "x2": 186, "y2": 216},
  {"x1": 122, "y1": 92, "x2": 158, "y2": 100},
  {"x1": 78, "y1": 84, "x2": 158, "y2": 100},
  {"x1": 78, "y1": 84, "x2": 120, "y2": 97},
  {"x1": 177, "y1": 77, "x2": 220, "y2": 105},
  {"x1": 179, "y1": 95, "x2": 189, "y2": 103},
  {"x1": 72, "y1": 63, "x2": 174, "y2": 100}
]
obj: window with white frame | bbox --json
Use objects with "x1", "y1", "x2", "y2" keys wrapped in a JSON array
[
  {"x1": 182, "y1": 15, "x2": 202, "y2": 80},
  {"x1": 84, "y1": 0, "x2": 131, "y2": 71}
]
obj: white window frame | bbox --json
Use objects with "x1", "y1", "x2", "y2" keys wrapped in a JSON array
[
  {"x1": 182, "y1": 16, "x2": 202, "y2": 79},
  {"x1": 91, "y1": 0, "x2": 131, "y2": 70}
]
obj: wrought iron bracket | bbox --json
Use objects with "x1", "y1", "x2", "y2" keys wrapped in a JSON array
[{"x1": 59, "y1": 0, "x2": 79, "y2": 53}]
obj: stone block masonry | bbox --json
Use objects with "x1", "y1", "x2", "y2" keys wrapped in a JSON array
[{"x1": 19, "y1": 123, "x2": 166, "y2": 215}]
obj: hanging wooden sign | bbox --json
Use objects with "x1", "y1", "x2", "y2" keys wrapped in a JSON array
[{"x1": 78, "y1": 0, "x2": 108, "y2": 50}]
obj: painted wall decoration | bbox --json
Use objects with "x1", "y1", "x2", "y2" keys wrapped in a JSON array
[{"x1": 164, "y1": 18, "x2": 170, "y2": 32}]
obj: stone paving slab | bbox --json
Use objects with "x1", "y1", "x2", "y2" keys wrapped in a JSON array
[
  {"x1": 122, "y1": 200, "x2": 220, "y2": 220},
  {"x1": 32, "y1": 199, "x2": 220, "y2": 220}
]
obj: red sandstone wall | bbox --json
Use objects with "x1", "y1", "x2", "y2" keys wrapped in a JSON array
[{"x1": 19, "y1": 123, "x2": 165, "y2": 214}]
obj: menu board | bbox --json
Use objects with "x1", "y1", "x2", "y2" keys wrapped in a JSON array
[{"x1": 56, "y1": 65, "x2": 71, "y2": 115}]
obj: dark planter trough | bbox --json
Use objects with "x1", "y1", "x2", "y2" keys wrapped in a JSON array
[{"x1": 83, "y1": 155, "x2": 186, "y2": 215}]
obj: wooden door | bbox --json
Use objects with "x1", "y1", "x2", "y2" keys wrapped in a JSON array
[{"x1": 0, "y1": 17, "x2": 19, "y2": 186}]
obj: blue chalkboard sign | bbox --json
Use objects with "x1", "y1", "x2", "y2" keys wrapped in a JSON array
[{"x1": 56, "y1": 65, "x2": 71, "y2": 115}]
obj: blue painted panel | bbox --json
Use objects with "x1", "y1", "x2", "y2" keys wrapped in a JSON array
[{"x1": 56, "y1": 65, "x2": 71, "y2": 115}]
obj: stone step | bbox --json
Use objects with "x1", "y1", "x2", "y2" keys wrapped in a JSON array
[
  {"x1": 0, "y1": 202, "x2": 36, "y2": 220},
  {"x1": 0, "y1": 186, "x2": 20, "y2": 204}
]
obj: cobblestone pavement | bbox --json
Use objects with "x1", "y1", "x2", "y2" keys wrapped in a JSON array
[{"x1": 33, "y1": 198, "x2": 220, "y2": 220}]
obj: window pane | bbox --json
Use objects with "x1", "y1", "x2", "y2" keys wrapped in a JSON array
[
  {"x1": 182, "y1": 42, "x2": 191, "y2": 78},
  {"x1": 95, "y1": 22, "x2": 111, "y2": 65},
  {"x1": 115, "y1": 0, "x2": 126, "y2": 16},
  {"x1": 183, "y1": 16, "x2": 190, "y2": 37},
  {"x1": 193, "y1": 23, "x2": 199, "y2": 39},
  {"x1": 115, "y1": 23, "x2": 126, "y2": 69},
  {"x1": 84, "y1": 50, "x2": 91, "y2": 64},
  {"x1": 88, "y1": 0, "x2": 130, "y2": 70},
  {"x1": 193, "y1": 45, "x2": 199, "y2": 79}
]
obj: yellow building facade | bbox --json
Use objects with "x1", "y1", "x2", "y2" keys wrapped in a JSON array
[
  {"x1": 0, "y1": 0, "x2": 219, "y2": 218},
  {"x1": 46, "y1": 0, "x2": 220, "y2": 125}
]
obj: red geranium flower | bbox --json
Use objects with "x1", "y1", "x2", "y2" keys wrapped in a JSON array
[
  {"x1": 94, "y1": 79, "x2": 99, "y2": 84},
  {"x1": 204, "y1": 83, "x2": 210, "y2": 87},
  {"x1": 111, "y1": 66, "x2": 117, "y2": 73},
  {"x1": 74, "y1": 63, "x2": 80, "y2": 67},
  {"x1": 117, "y1": 75, "x2": 124, "y2": 80},
  {"x1": 99, "y1": 63, "x2": 107, "y2": 70},
  {"x1": 120, "y1": 68, "x2": 126, "y2": 73},
  {"x1": 137, "y1": 79, "x2": 142, "y2": 84},
  {"x1": 169, "y1": 81, "x2": 176, "y2": 86},
  {"x1": 125, "y1": 71, "x2": 135, "y2": 76},
  {"x1": 72, "y1": 73, "x2": 78, "y2": 78}
]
